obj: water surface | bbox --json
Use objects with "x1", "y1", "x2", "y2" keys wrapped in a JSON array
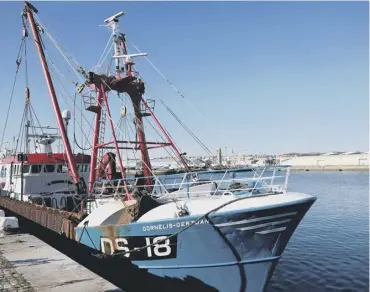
[{"x1": 267, "y1": 171, "x2": 369, "y2": 292}]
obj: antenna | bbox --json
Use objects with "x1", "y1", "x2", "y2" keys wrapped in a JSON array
[
  {"x1": 104, "y1": 11, "x2": 127, "y2": 73},
  {"x1": 113, "y1": 53, "x2": 148, "y2": 62},
  {"x1": 104, "y1": 11, "x2": 124, "y2": 24}
]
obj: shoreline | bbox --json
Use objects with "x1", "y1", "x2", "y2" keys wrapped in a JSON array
[{"x1": 288, "y1": 166, "x2": 368, "y2": 172}]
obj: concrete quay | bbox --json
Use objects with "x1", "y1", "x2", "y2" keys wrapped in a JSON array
[
  {"x1": 290, "y1": 165, "x2": 368, "y2": 171},
  {"x1": 0, "y1": 232, "x2": 122, "y2": 292},
  {"x1": 0, "y1": 251, "x2": 34, "y2": 292}
]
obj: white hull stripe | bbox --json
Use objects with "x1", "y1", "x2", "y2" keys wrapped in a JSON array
[
  {"x1": 215, "y1": 211, "x2": 297, "y2": 227},
  {"x1": 256, "y1": 226, "x2": 287, "y2": 235},
  {"x1": 237, "y1": 218, "x2": 291, "y2": 231}
]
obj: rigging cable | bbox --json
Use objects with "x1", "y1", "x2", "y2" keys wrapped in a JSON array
[
  {"x1": 43, "y1": 48, "x2": 94, "y2": 148},
  {"x1": 160, "y1": 99, "x2": 212, "y2": 155},
  {"x1": 29, "y1": 103, "x2": 45, "y2": 136},
  {"x1": 127, "y1": 38, "x2": 218, "y2": 153},
  {"x1": 13, "y1": 107, "x2": 26, "y2": 157},
  {"x1": 134, "y1": 67, "x2": 211, "y2": 159},
  {"x1": 38, "y1": 13, "x2": 192, "y2": 170},
  {"x1": 73, "y1": 93, "x2": 92, "y2": 151},
  {"x1": 92, "y1": 36, "x2": 114, "y2": 73},
  {"x1": 43, "y1": 52, "x2": 109, "y2": 177},
  {"x1": 0, "y1": 38, "x2": 26, "y2": 153},
  {"x1": 28, "y1": 109, "x2": 38, "y2": 152},
  {"x1": 33, "y1": 15, "x2": 178, "y2": 181},
  {"x1": 113, "y1": 84, "x2": 184, "y2": 169},
  {"x1": 115, "y1": 93, "x2": 183, "y2": 168},
  {"x1": 33, "y1": 12, "x2": 205, "y2": 172},
  {"x1": 28, "y1": 22, "x2": 94, "y2": 155}
]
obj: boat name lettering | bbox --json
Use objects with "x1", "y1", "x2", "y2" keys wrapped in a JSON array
[{"x1": 142, "y1": 219, "x2": 209, "y2": 232}]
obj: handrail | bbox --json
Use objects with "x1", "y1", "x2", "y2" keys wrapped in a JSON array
[
  {"x1": 96, "y1": 165, "x2": 291, "y2": 183},
  {"x1": 91, "y1": 165, "x2": 290, "y2": 200}
]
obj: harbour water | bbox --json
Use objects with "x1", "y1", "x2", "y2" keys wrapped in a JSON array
[
  {"x1": 267, "y1": 171, "x2": 369, "y2": 291},
  {"x1": 1, "y1": 171, "x2": 368, "y2": 291}
]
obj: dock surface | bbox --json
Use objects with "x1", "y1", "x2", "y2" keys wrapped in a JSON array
[{"x1": 0, "y1": 232, "x2": 122, "y2": 292}]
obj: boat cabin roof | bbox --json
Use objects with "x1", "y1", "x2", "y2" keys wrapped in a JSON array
[{"x1": 0, "y1": 153, "x2": 91, "y2": 165}]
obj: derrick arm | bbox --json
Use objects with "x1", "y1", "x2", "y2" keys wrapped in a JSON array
[{"x1": 23, "y1": 2, "x2": 86, "y2": 196}]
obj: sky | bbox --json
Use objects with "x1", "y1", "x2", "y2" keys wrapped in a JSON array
[{"x1": 0, "y1": 1, "x2": 368, "y2": 157}]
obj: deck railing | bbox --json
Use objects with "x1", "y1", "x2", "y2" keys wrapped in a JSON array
[{"x1": 91, "y1": 165, "x2": 291, "y2": 201}]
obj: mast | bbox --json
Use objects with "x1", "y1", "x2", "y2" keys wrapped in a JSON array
[
  {"x1": 87, "y1": 87, "x2": 103, "y2": 193},
  {"x1": 114, "y1": 28, "x2": 154, "y2": 179},
  {"x1": 82, "y1": 12, "x2": 190, "y2": 191},
  {"x1": 23, "y1": 2, "x2": 85, "y2": 193},
  {"x1": 115, "y1": 19, "x2": 189, "y2": 175}
]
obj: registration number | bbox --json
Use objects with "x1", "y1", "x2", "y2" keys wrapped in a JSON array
[{"x1": 100, "y1": 235, "x2": 178, "y2": 260}]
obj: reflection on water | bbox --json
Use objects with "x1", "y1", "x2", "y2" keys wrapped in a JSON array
[{"x1": 267, "y1": 171, "x2": 369, "y2": 292}]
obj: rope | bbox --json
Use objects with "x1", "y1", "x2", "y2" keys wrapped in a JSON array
[
  {"x1": 100, "y1": 78, "x2": 185, "y2": 173},
  {"x1": 160, "y1": 99, "x2": 212, "y2": 156},
  {"x1": 31, "y1": 12, "x2": 201, "y2": 196},
  {"x1": 127, "y1": 38, "x2": 219, "y2": 154},
  {"x1": 0, "y1": 38, "x2": 25, "y2": 153},
  {"x1": 29, "y1": 103, "x2": 45, "y2": 136},
  {"x1": 28, "y1": 109, "x2": 37, "y2": 152},
  {"x1": 34, "y1": 13, "x2": 183, "y2": 179},
  {"x1": 78, "y1": 224, "x2": 98, "y2": 250},
  {"x1": 92, "y1": 35, "x2": 114, "y2": 72},
  {"x1": 24, "y1": 39, "x2": 29, "y2": 87},
  {"x1": 115, "y1": 94, "x2": 184, "y2": 169},
  {"x1": 44, "y1": 50, "x2": 94, "y2": 149},
  {"x1": 124, "y1": 45, "x2": 212, "y2": 157},
  {"x1": 127, "y1": 39, "x2": 186, "y2": 99},
  {"x1": 73, "y1": 93, "x2": 92, "y2": 151}
]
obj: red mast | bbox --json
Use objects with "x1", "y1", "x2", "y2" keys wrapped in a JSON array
[
  {"x1": 87, "y1": 87, "x2": 103, "y2": 193},
  {"x1": 118, "y1": 33, "x2": 189, "y2": 176},
  {"x1": 24, "y1": 2, "x2": 84, "y2": 192},
  {"x1": 118, "y1": 35, "x2": 153, "y2": 180},
  {"x1": 84, "y1": 12, "x2": 189, "y2": 192}
]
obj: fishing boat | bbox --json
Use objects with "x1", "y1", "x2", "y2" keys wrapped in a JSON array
[
  {"x1": 0, "y1": 97, "x2": 90, "y2": 211},
  {"x1": 0, "y1": 2, "x2": 317, "y2": 291}
]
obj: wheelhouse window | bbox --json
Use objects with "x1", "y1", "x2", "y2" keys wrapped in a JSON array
[
  {"x1": 0, "y1": 167, "x2": 7, "y2": 177},
  {"x1": 44, "y1": 165, "x2": 55, "y2": 173},
  {"x1": 31, "y1": 164, "x2": 42, "y2": 173},
  {"x1": 57, "y1": 165, "x2": 68, "y2": 173},
  {"x1": 22, "y1": 165, "x2": 30, "y2": 174},
  {"x1": 79, "y1": 164, "x2": 88, "y2": 173}
]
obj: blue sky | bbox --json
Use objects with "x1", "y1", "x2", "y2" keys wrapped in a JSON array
[{"x1": 0, "y1": 1, "x2": 368, "y2": 156}]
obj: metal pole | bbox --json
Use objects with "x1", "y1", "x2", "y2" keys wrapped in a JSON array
[
  {"x1": 101, "y1": 85, "x2": 131, "y2": 198},
  {"x1": 88, "y1": 89, "x2": 102, "y2": 193},
  {"x1": 132, "y1": 99, "x2": 153, "y2": 184},
  {"x1": 142, "y1": 98, "x2": 189, "y2": 169},
  {"x1": 20, "y1": 157, "x2": 24, "y2": 202}
]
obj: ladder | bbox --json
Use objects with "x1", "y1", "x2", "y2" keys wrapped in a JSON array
[{"x1": 97, "y1": 107, "x2": 107, "y2": 165}]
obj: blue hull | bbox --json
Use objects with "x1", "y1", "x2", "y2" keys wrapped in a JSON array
[{"x1": 76, "y1": 197, "x2": 315, "y2": 291}]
